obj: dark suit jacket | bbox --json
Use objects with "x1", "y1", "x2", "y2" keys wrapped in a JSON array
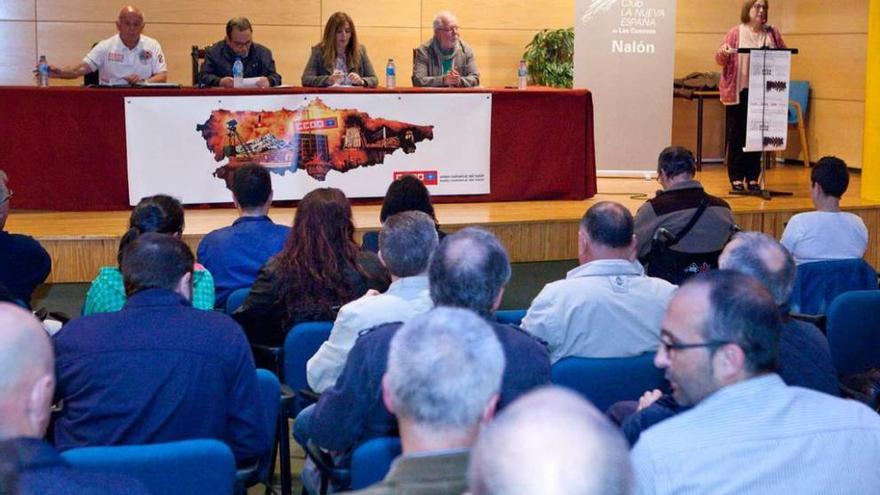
[{"x1": 198, "y1": 40, "x2": 282, "y2": 87}]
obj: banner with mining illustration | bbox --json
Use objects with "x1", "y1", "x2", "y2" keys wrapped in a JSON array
[{"x1": 124, "y1": 93, "x2": 492, "y2": 204}]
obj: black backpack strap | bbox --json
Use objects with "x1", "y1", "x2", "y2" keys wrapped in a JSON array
[{"x1": 670, "y1": 198, "x2": 709, "y2": 247}]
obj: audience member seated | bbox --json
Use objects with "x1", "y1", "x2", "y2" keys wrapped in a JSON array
[
  {"x1": 412, "y1": 11, "x2": 480, "y2": 88},
  {"x1": 634, "y1": 146, "x2": 735, "y2": 282},
  {"x1": 0, "y1": 303, "x2": 149, "y2": 494},
  {"x1": 468, "y1": 387, "x2": 632, "y2": 495},
  {"x1": 521, "y1": 201, "x2": 676, "y2": 364},
  {"x1": 302, "y1": 228, "x2": 549, "y2": 457},
  {"x1": 83, "y1": 194, "x2": 215, "y2": 315},
  {"x1": 614, "y1": 232, "x2": 840, "y2": 445},
  {"x1": 362, "y1": 174, "x2": 446, "y2": 253},
  {"x1": 630, "y1": 271, "x2": 880, "y2": 494},
  {"x1": 53, "y1": 234, "x2": 265, "y2": 465},
  {"x1": 345, "y1": 307, "x2": 505, "y2": 494},
  {"x1": 198, "y1": 17, "x2": 282, "y2": 88},
  {"x1": 233, "y1": 187, "x2": 389, "y2": 347},
  {"x1": 307, "y1": 211, "x2": 437, "y2": 394},
  {"x1": 197, "y1": 164, "x2": 289, "y2": 308},
  {"x1": 781, "y1": 156, "x2": 868, "y2": 265},
  {"x1": 0, "y1": 170, "x2": 50, "y2": 308},
  {"x1": 302, "y1": 12, "x2": 377, "y2": 88},
  {"x1": 45, "y1": 6, "x2": 167, "y2": 85}
]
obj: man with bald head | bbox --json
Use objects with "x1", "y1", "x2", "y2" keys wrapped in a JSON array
[
  {"x1": 469, "y1": 386, "x2": 632, "y2": 495},
  {"x1": 0, "y1": 303, "x2": 148, "y2": 494},
  {"x1": 631, "y1": 271, "x2": 880, "y2": 494},
  {"x1": 412, "y1": 11, "x2": 479, "y2": 87},
  {"x1": 47, "y1": 5, "x2": 167, "y2": 85}
]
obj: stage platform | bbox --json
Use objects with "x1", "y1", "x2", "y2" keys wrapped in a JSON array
[{"x1": 8, "y1": 164, "x2": 880, "y2": 284}]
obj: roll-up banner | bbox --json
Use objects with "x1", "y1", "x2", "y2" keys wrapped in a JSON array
[
  {"x1": 575, "y1": 0, "x2": 677, "y2": 177},
  {"x1": 125, "y1": 93, "x2": 492, "y2": 205}
]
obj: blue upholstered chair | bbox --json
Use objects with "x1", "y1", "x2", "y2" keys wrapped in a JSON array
[
  {"x1": 495, "y1": 309, "x2": 527, "y2": 326},
  {"x1": 789, "y1": 259, "x2": 877, "y2": 315},
  {"x1": 350, "y1": 436, "x2": 402, "y2": 490},
  {"x1": 283, "y1": 321, "x2": 334, "y2": 415},
  {"x1": 787, "y1": 80, "x2": 811, "y2": 165},
  {"x1": 224, "y1": 287, "x2": 251, "y2": 314},
  {"x1": 61, "y1": 439, "x2": 236, "y2": 495},
  {"x1": 240, "y1": 369, "x2": 281, "y2": 490},
  {"x1": 826, "y1": 290, "x2": 880, "y2": 376},
  {"x1": 550, "y1": 353, "x2": 669, "y2": 412},
  {"x1": 361, "y1": 230, "x2": 380, "y2": 253}
]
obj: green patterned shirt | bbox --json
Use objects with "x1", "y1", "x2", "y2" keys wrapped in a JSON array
[{"x1": 82, "y1": 266, "x2": 216, "y2": 315}]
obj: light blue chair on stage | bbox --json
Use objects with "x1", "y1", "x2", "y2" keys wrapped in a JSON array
[
  {"x1": 61, "y1": 439, "x2": 236, "y2": 495},
  {"x1": 787, "y1": 80, "x2": 811, "y2": 166}
]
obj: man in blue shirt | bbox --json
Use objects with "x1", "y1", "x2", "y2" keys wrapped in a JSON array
[
  {"x1": 53, "y1": 233, "x2": 265, "y2": 465},
  {"x1": 631, "y1": 271, "x2": 880, "y2": 494},
  {"x1": 198, "y1": 164, "x2": 289, "y2": 309},
  {"x1": 0, "y1": 303, "x2": 149, "y2": 494}
]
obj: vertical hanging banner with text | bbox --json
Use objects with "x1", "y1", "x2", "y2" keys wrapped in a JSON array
[
  {"x1": 744, "y1": 50, "x2": 791, "y2": 152},
  {"x1": 125, "y1": 93, "x2": 491, "y2": 205},
  {"x1": 574, "y1": 0, "x2": 677, "y2": 176}
]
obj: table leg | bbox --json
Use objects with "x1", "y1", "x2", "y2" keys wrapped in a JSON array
[{"x1": 696, "y1": 95, "x2": 704, "y2": 171}]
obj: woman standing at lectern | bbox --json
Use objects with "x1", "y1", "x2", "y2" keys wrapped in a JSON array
[{"x1": 715, "y1": 0, "x2": 785, "y2": 192}]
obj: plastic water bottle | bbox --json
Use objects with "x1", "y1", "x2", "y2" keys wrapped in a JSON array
[
  {"x1": 37, "y1": 55, "x2": 49, "y2": 87},
  {"x1": 517, "y1": 59, "x2": 528, "y2": 90},
  {"x1": 233, "y1": 58, "x2": 243, "y2": 88},
  {"x1": 385, "y1": 59, "x2": 396, "y2": 89}
]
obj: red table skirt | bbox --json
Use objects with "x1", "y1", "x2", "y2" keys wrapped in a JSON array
[{"x1": 0, "y1": 86, "x2": 595, "y2": 211}]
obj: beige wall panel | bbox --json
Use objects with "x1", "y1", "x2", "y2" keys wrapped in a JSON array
[
  {"x1": 463, "y1": 29, "x2": 537, "y2": 88},
  {"x1": 356, "y1": 27, "x2": 420, "y2": 87},
  {"x1": 807, "y1": 99, "x2": 865, "y2": 169},
  {"x1": 36, "y1": 0, "x2": 321, "y2": 25},
  {"x1": 671, "y1": 97, "x2": 726, "y2": 160},
  {"x1": 777, "y1": 0, "x2": 868, "y2": 34},
  {"x1": 421, "y1": 0, "x2": 573, "y2": 30},
  {"x1": 1, "y1": 0, "x2": 35, "y2": 20},
  {"x1": 320, "y1": 0, "x2": 420, "y2": 27},
  {"x1": 36, "y1": 21, "x2": 119, "y2": 86},
  {"x1": 676, "y1": 0, "x2": 742, "y2": 34},
  {"x1": 0, "y1": 21, "x2": 36, "y2": 85},
  {"x1": 674, "y1": 33, "x2": 725, "y2": 76},
  {"x1": 786, "y1": 33, "x2": 866, "y2": 101}
]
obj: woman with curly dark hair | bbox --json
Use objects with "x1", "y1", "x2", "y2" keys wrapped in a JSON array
[{"x1": 234, "y1": 188, "x2": 389, "y2": 346}]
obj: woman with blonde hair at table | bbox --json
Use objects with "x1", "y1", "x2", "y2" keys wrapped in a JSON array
[
  {"x1": 715, "y1": 0, "x2": 785, "y2": 192},
  {"x1": 302, "y1": 12, "x2": 378, "y2": 87}
]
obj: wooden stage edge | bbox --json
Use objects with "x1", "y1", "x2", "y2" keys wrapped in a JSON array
[{"x1": 9, "y1": 165, "x2": 880, "y2": 284}]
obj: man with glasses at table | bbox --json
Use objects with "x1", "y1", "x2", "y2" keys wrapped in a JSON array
[
  {"x1": 0, "y1": 171, "x2": 50, "y2": 309},
  {"x1": 630, "y1": 270, "x2": 880, "y2": 495},
  {"x1": 412, "y1": 11, "x2": 480, "y2": 87}
]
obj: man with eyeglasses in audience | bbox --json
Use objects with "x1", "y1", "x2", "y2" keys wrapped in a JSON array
[
  {"x1": 630, "y1": 270, "x2": 880, "y2": 494},
  {"x1": 412, "y1": 11, "x2": 480, "y2": 87},
  {"x1": 0, "y1": 171, "x2": 50, "y2": 309}
]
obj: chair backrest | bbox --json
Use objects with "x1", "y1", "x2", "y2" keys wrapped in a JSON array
[
  {"x1": 361, "y1": 230, "x2": 380, "y2": 253},
  {"x1": 283, "y1": 321, "x2": 334, "y2": 413},
  {"x1": 495, "y1": 309, "x2": 527, "y2": 326},
  {"x1": 350, "y1": 436, "x2": 402, "y2": 490},
  {"x1": 788, "y1": 80, "x2": 810, "y2": 125},
  {"x1": 253, "y1": 369, "x2": 281, "y2": 484},
  {"x1": 826, "y1": 290, "x2": 880, "y2": 376},
  {"x1": 61, "y1": 439, "x2": 236, "y2": 495},
  {"x1": 191, "y1": 45, "x2": 207, "y2": 86},
  {"x1": 789, "y1": 259, "x2": 878, "y2": 315},
  {"x1": 225, "y1": 287, "x2": 251, "y2": 314},
  {"x1": 551, "y1": 353, "x2": 668, "y2": 412}
]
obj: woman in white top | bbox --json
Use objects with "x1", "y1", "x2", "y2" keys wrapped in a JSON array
[
  {"x1": 781, "y1": 156, "x2": 868, "y2": 264},
  {"x1": 301, "y1": 12, "x2": 377, "y2": 88},
  {"x1": 715, "y1": 0, "x2": 785, "y2": 192}
]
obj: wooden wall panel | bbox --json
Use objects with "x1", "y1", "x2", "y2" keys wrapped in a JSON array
[
  {"x1": 321, "y1": 0, "x2": 420, "y2": 27},
  {"x1": 421, "y1": 0, "x2": 573, "y2": 30},
  {"x1": 462, "y1": 29, "x2": 537, "y2": 88},
  {"x1": 36, "y1": 0, "x2": 321, "y2": 25},
  {"x1": 786, "y1": 34, "x2": 867, "y2": 101},
  {"x1": 356, "y1": 27, "x2": 421, "y2": 86},
  {"x1": 674, "y1": 33, "x2": 724, "y2": 75},
  {"x1": 0, "y1": 21, "x2": 37, "y2": 85},
  {"x1": 671, "y1": 97, "x2": 726, "y2": 160},
  {"x1": 0, "y1": 0, "x2": 35, "y2": 20},
  {"x1": 778, "y1": 0, "x2": 869, "y2": 34},
  {"x1": 808, "y1": 99, "x2": 865, "y2": 169},
  {"x1": 676, "y1": 0, "x2": 741, "y2": 33}
]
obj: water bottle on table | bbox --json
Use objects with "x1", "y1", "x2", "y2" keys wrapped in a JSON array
[
  {"x1": 37, "y1": 55, "x2": 49, "y2": 87},
  {"x1": 517, "y1": 59, "x2": 528, "y2": 90},
  {"x1": 233, "y1": 58, "x2": 244, "y2": 88},
  {"x1": 386, "y1": 59, "x2": 396, "y2": 89}
]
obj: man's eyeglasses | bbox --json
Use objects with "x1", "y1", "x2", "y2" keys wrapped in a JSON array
[
  {"x1": 438, "y1": 26, "x2": 460, "y2": 33},
  {"x1": 659, "y1": 336, "x2": 734, "y2": 354},
  {"x1": 0, "y1": 190, "x2": 12, "y2": 205}
]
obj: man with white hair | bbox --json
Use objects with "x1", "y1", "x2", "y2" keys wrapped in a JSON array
[
  {"x1": 346, "y1": 307, "x2": 505, "y2": 494},
  {"x1": 469, "y1": 386, "x2": 633, "y2": 495},
  {"x1": 0, "y1": 303, "x2": 148, "y2": 493},
  {"x1": 412, "y1": 11, "x2": 480, "y2": 87},
  {"x1": 47, "y1": 5, "x2": 167, "y2": 85}
]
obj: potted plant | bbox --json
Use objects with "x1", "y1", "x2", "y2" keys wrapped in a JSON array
[{"x1": 522, "y1": 27, "x2": 574, "y2": 88}]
